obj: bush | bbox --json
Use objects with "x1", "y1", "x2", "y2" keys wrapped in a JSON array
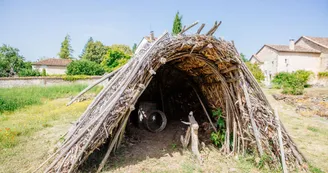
[
  {"x1": 66, "y1": 60, "x2": 105, "y2": 75},
  {"x1": 281, "y1": 73, "x2": 305, "y2": 95},
  {"x1": 271, "y1": 72, "x2": 290, "y2": 89},
  {"x1": 318, "y1": 71, "x2": 328, "y2": 78},
  {"x1": 245, "y1": 62, "x2": 264, "y2": 83},
  {"x1": 18, "y1": 68, "x2": 41, "y2": 77},
  {"x1": 272, "y1": 70, "x2": 313, "y2": 95},
  {"x1": 63, "y1": 75, "x2": 89, "y2": 81},
  {"x1": 101, "y1": 48, "x2": 131, "y2": 72},
  {"x1": 41, "y1": 68, "x2": 47, "y2": 76}
]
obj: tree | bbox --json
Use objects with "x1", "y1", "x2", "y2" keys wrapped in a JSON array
[
  {"x1": 240, "y1": 53, "x2": 248, "y2": 62},
  {"x1": 58, "y1": 34, "x2": 73, "y2": 59},
  {"x1": 82, "y1": 41, "x2": 108, "y2": 64},
  {"x1": 101, "y1": 47, "x2": 131, "y2": 72},
  {"x1": 132, "y1": 43, "x2": 137, "y2": 53},
  {"x1": 172, "y1": 11, "x2": 183, "y2": 35},
  {"x1": 80, "y1": 37, "x2": 94, "y2": 58},
  {"x1": 245, "y1": 62, "x2": 264, "y2": 83},
  {"x1": 66, "y1": 60, "x2": 105, "y2": 75},
  {"x1": 0, "y1": 44, "x2": 27, "y2": 77},
  {"x1": 110, "y1": 44, "x2": 133, "y2": 55}
]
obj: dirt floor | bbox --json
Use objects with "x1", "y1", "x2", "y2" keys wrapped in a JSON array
[{"x1": 0, "y1": 88, "x2": 327, "y2": 173}]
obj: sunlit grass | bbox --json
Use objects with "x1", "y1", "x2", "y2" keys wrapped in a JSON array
[
  {"x1": 0, "y1": 98, "x2": 91, "y2": 150},
  {"x1": 0, "y1": 84, "x2": 102, "y2": 113}
]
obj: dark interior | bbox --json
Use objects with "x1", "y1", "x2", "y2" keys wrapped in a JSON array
[{"x1": 129, "y1": 64, "x2": 210, "y2": 131}]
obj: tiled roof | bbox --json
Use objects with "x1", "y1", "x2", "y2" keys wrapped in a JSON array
[
  {"x1": 32, "y1": 58, "x2": 72, "y2": 66},
  {"x1": 303, "y1": 36, "x2": 328, "y2": 48},
  {"x1": 265, "y1": 44, "x2": 320, "y2": 53}
]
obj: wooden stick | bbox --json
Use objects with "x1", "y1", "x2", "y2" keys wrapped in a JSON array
[
  {"x1": 238, "y1": 70, "x2": 264, "y2": 157},
  {"x1": 196, "y1": 23, "x2": 205, "y2": 34},
  {"x1": 179, "y1": 21, "x2": 199, "y2": 35},
  {"x1": 275, "y1": 108, "x2": 288, "y2": 173},
  {"x1": 180, "y1": 126, "x2": 191, "y2": 148},
  {"x1": 66, "y1": 68, "x2": 120, "y2": 106},
  {"x1": 191, "y1": 86, "x2": 217, "y2": 132}
]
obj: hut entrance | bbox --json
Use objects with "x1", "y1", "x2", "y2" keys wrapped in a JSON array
[
  {"x1": 127, "y1": 64, "x2": 213, "y2": 145},
  {"x1": 130, "y1": 65, "x2": 209, "y2": 129}
]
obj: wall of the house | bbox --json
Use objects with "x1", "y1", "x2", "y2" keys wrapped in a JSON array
[
  {"x1": 32, "y1": 65, "x2": 67, "y2": 75},
  {"x1": 296, "y1": 38, "x2": 328, "y2": 71},
  {"x1": 256, "y1": 46, "x2": 279, "y2": 85},
  {"x1": 277, "y1": 52, "x2": 321, "y2": 74}
]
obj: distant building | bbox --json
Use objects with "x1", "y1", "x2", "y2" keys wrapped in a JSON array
[
  {"x1": 135, "y1": 31, "x2": 156, "y2": 54},
  {"x1": 251, "y1": 36, "x2": 328, "y2": 85},
  {"x1": 32, "y1": 58, "x2": 72, "y2": 75}
]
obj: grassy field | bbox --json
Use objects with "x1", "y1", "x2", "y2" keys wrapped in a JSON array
[
  {"x1": 0, "y1": 98, "x2": 92, "y2": 173},
  {"x1": 0, "y1": 84, "x2": 102, "y2": 150},
  {"x1": 0, "y1": 84, "x2": 101, "y2": 113}
]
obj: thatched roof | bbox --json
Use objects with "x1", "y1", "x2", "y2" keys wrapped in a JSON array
[{"x1": 37, "y1": 22, "x2": 306, "y2": 173}]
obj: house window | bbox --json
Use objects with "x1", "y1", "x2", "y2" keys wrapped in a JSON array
[{"x1": 285, "y1": 59, "x2": 288, "y2": 63}]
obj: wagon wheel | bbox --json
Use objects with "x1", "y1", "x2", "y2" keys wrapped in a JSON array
[{"x1": 145, "y1": 110, "x2": 167, "y2": 133}]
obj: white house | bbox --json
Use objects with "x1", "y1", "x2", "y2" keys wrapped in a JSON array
[
  {"x1": 250, "y1": 36, "x2": 328, "y2": 85},
  {"x1": 135, "y1": 31, "x2": 156, "y2": 54},
  {"x1": 32, "y1": 58, "x2": 72, "y2": 75}
]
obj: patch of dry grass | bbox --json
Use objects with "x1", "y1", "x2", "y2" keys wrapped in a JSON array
[
  {"x1": 0, "y1": 99, "x2": 91, "y2": 173},
  {"x1": 264, "y1": 88, "x2": 328, "y2": 172}
]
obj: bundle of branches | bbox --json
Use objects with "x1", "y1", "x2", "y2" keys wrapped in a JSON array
[{"x1": 37, "y1": 22, "x2": 307, "y2": 172}]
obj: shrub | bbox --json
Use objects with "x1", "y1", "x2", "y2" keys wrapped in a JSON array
[
  {"x1": 318, "y1": 71, "x2": 328, "y2": 78},
  {"x1": 281, "y1": 73, "x2": 305, "y2": 95},
  {"x1": 41, "y1": 68, "x2": 47, "y2": 76},
  {"x1": 273, "y1": 70, "x2": 313, "y2": 95},
  {"x1": 66, "y1": 60, "x2": 105, "y2": 75},
  {"x1": 245, "y1": 62, "x2": 264, "y2": 83},
  {"x1": 101, "y1": 48, "x2": 131, "y2": 72},
  {"x1": 63, "y1": 75, "x2": 89, "y2": 81},
  {"x1": 271, "y1": 72, "x2": 290, "y2": 89},
  {"x1": 293, "y1": 70, "x2": 313, "y2": 84},
  {"x1": 18, "y1": 68, "x2": 41, "y2": 77}
]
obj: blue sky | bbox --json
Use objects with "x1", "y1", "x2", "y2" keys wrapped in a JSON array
[{"x1": 0, "y1": 0, "x2": 327, "y2": 62}]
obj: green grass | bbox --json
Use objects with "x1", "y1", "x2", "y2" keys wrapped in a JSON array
[
  {"x1": 0, "y1": 84, "x2": 102, "y2": 113},
  {"x1": 0, "y1": 98, "x2": 93, "y2": 150},
  {"x1": 0, "y1": 99, "x2": 92, "y2": 172},
  {"x1": 307, "y1": 126, "x2": 319, "y2": 132}
]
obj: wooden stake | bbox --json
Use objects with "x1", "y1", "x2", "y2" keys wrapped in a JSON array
[{"x1": 275, "y1": 108, "x2": 288, "y2": 173}]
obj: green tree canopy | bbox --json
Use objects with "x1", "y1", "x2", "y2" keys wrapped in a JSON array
[
  {"x1": 240, "y1": 53, "x2": 248, "y2": 62},
  {"x1": 81, "y1": 41, "x2": 109, "y2": 64},
  {"x1": 110, "y1": 44, "x2": 133, "y2": 56},
  {"x1": 58, "y1": 34, "x2": 73, "y2": 59},
  {"x1": 66, "y1": 60, "x2": 105, "y2": 75},
  {"x1": 132, "y1": 43, "x2": 137, "y2": 54},
  {"x1": 80, "y1": 37, "x2": 94, "y2": 58},
  {"x1": 245, "y1": 62, "x2": 264, "y2": 83},
  {"x1": 172, "y1": 11, "x2": 183, "y2": 35},
  {"x1": 101, "y1": 47, "x2": 131, "y2": 72},
  {"x1": 0, "y1": 44, "x2": 28, "y2": 77}
]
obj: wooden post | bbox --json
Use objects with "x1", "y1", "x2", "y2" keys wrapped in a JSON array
[
  {"x1": 275, "y1": 108, "x2": 288, "y2": 173},
  {"x1": 188, "y1": 112, "x2": 201, "y2": 162}
]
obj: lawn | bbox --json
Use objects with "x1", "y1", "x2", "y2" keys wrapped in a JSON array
[{"x1": 0, "y1": 84, "x2": 101, "y2": 113}]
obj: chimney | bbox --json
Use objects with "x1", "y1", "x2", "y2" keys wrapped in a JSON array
[
  {"x1": 289, "y1": 39, "x2": 295, "y2": 50},
  {"x1": 150, "y1": 31, "x2": 154, "y2": 42}
]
